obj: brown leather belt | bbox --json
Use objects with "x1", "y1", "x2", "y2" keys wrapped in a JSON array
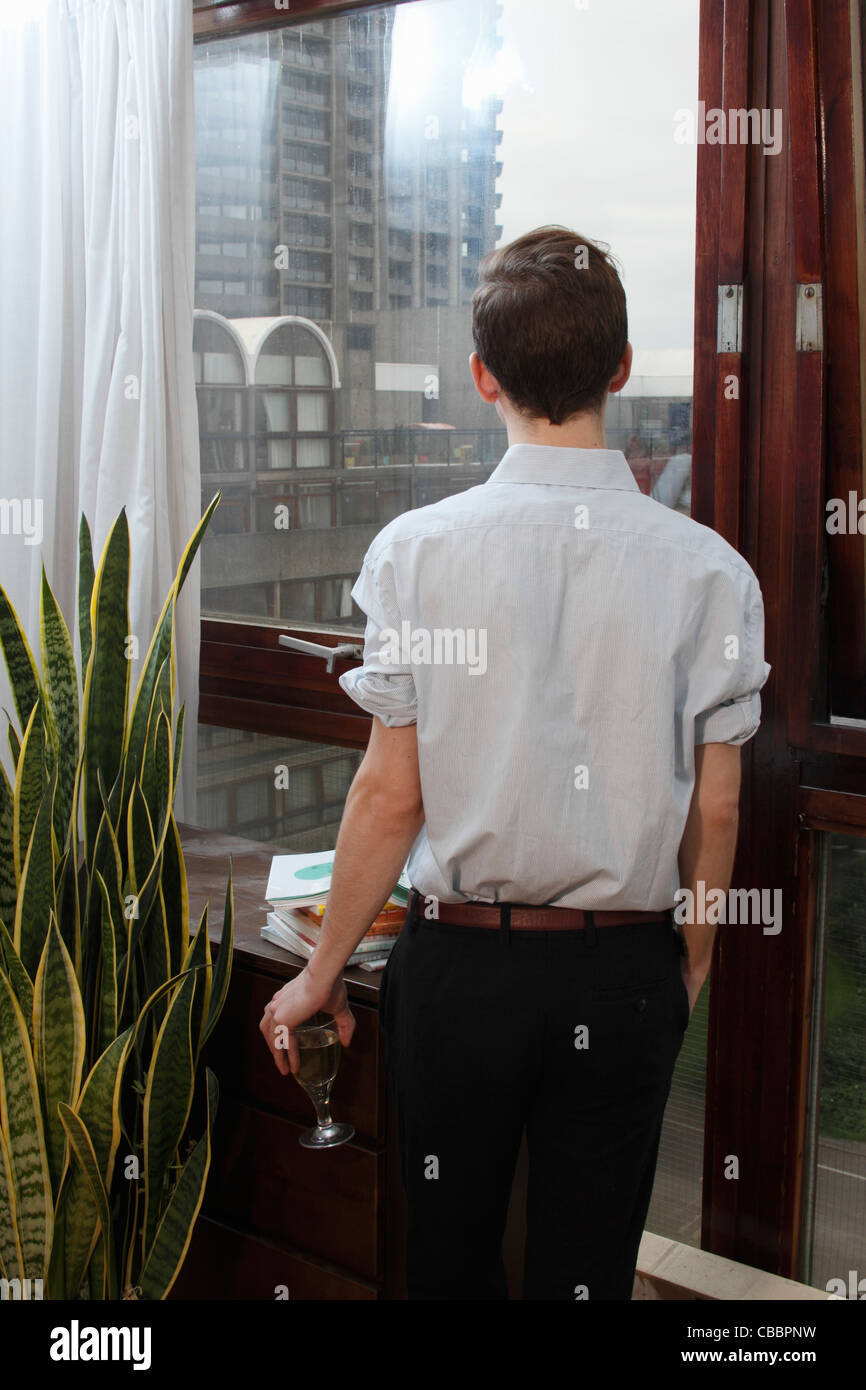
[{"x1": 407, "y1": 889, "x2": 673, "y2": 932}]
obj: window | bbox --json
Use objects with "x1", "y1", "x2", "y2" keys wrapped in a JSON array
[
  {"x1": 346, "y1": 325, "x2": 373, "y2": 350},
  {"x1": 192, "y1": 0, "x2": 699, "y2": 1250},
  {"x1": 196, "y1": 727, "x2": 364, "y2": 851},
  {"x1": 248, "y1": 321, "x2": 333, "y2": 474},
  {"x1": 800, "y1": 833, "x2": 866, "y2": 1290},
  {"x1": 193, "y1": 317, "x2": 247, "y2": 473},
  {"x1": 192, "y1": 1, "x2": 695, "y2": 640}
]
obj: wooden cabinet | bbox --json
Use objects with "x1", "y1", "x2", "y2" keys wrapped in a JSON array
[{"x1": 169, "y1": 826, "x2": 408, "y2": 1301}]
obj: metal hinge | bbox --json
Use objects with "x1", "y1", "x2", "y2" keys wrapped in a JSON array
[
  {"x1": 796, "y1": 283, "x2": 823, "y2": 351},
  {"x1": 717, "y1": 285, "x2": 743, "y2": 352}
]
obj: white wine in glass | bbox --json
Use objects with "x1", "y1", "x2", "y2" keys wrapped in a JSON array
[{"x1": 291, "y1": 1013, "x2": 354, "y2": 1149}]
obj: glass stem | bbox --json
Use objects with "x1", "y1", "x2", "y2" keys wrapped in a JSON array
[{"x1": 306, "y1": 1082, "x2": 334, "y2": 1128}]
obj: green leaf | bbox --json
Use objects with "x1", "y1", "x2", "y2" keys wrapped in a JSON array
[
  {"x1": 0, "y1": 1121, "x2": 24, "y2": 1282},
  {"x1": 82, "y1": 800, "x2": 124, "y2": 1021},
  {"x1": 81, "y1": 510, "x2": 131, "y2": 862},
  {"x1": 137, "y1": 1067, "x2": 217, "y2": 1300},
  {"x1": 94, "y1": 871, "x2": 118, "y2": 1054},
  {"x1": 142, "y1": 972, "x2": 196, "y2": 1254},
  {"x1": 6, "y1": 716, "x2": 20, "y2": 774},
  {"x1": 57, "y1": 1104, "x2": 116, "y2": 1299},
  {"x1": 32, "y1": 917, "x2": 86, "y2": 1194},
  {"x1": 140, "y1": 708, "x2": 172, "y2": 852},
  {"x1": 201, "y1": 861, "x2": 234, "y2": 1049},
  {"x1": 127, "y1": 780, "x2": 156, "y2": 899},
  {"x1": 12, "y1": 701, "x2": 44, "y2": 885},
  {"x1": 0, "y1": 585, "x2": 41, "y2": 735},
  {"x1": 0, "y1": 759, "x2": 16, "y2": 933},
  {"x1": 0, "y1": 917, "x2": 34, "y2": 1022},
  {"x1": 139, "y1": 892, "x2": 170, "y2": 1037},
  {"x1": 182, "y1": 906, "x2": 211, "y2": 1057},
  {"x1": 0, "y1": 968, "x2": 53, "y2": 1278},
  {"x1": 160, "y1": 814, "x2": 189, "y2": 978},
  {"x1": 55, "y1": 838, "x2": 81, "y2": 982},
  {"x1": 78, "y1": 515, "x2": 95, "y2": 680},
  {"x1": 124, "y1": 494, "x2": 220, "y2": 793},
  {"x1": 40, "y1": 567, "x2": 79, "y2": 847},
  {"x1": 53, "y1": 1028, "x2": 134, "y2": 1298},
  {"x1": 172, "y1": 704, "x2": 185, "y2": 806},
  {"x1": 14, "y1": 770, "x2": 56, "y2": 980}
]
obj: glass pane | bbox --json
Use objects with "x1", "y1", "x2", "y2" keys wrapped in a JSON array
[
  {"x1": 194, "y1": 2, "x2": 696, "y2": 634},
  {"x1": 805, "y1": 833, "x2": 866, "y2": 1294},
  {"x1": 266, "y1": 439, "x2": 292, "y2": 470},
  {"x1": 825, "y1": 0, "x2": 866, "y2": 720},
  {"x1": 258, "y1": 392, "x2": 291, "y2": 431},
  {"x1": 297, "y1": 438, "x2": 329, "y2": 468},
  {"x1": 645, "y1": 985, "x2": 709, "y2": 1246},
  {"x1": 297, "y1": 393, "x2": 328, "y2": 430},
  {"x1": 196, "y1": 725, "x2": 363, "y2": 850}
]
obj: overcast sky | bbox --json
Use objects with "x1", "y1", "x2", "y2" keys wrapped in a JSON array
[
  {"x1": 487, "y1": 0, "x2": 699, "y2": 353},
  {"x1": 388, "y1": 0, "x2": 699, "y2": 355}
]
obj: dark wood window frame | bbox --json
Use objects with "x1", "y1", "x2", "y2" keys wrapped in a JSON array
[{"x1": 695, "y1": 0, "x2": 866, "y2": 1280}]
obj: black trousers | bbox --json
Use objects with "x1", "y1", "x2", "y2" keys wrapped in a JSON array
[{"x1": 378, "y1": 901, "x2": 690, "y2": 1300}]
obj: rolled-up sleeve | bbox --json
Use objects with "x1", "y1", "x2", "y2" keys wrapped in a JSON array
[
  {"x1": 338, "y1": 547, "x2": 418, "y2": 727},
  {"x1": 692, "y1": 565, "x2": 771, "y2": 747}
]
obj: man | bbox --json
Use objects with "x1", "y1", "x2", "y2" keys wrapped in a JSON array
[
  {"x1": 651, "y1": 444, "x2": 692, "y2": 515},
  {"x1": 259, "y1": 225, "x2": 771, "y2": 1301}
]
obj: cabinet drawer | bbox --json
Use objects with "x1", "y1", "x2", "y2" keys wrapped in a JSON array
[
  {"x1": 170, "y1": 1216, "x2": 378, "y2": 1300},
  {"x1": 205, "y1": 965, "x2": 385, "y2": 1144},
  {"x1": 205, "y1": 1099, "x2": 383, "y2": 1281}
]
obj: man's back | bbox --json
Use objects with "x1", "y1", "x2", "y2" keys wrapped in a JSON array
[{"x1": 340, "y1": 441, "x2": 770, "y2": 909}]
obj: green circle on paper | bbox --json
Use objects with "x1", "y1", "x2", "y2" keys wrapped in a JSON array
[{"x1": 295, "y1": 863, "x2": 333, "y2": 880}]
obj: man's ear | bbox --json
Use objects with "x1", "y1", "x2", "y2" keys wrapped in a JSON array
[
  {"x1": 607, "y1": 341, "x2": 633, "y2": 396},
  {"x1": 469, "y1": 350, "x2": 501, "y2": 405}
]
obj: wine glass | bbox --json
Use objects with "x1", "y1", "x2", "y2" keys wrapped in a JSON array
[{"x1": 290, "y1": 1011, "x2": 355, "y2": 1149}]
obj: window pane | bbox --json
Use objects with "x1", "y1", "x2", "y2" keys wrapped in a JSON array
[
  {"x1": 196, "y1": 725, "x2": 363, "y2": 851},
  {"x1": 297, "y1": 393, "x2": 328, "y2": 430},
  {"x1": 193, "y1": 0, "x2": 696, "y2": 645},
  {"x1": 804, "y1": 833, "x2": 866, "y2": 1294},
  {"x1": 193, "y1": 0, "x2": 701, "y2": 1246},
  {"x1": 258, "y1": 392, "x2": 291, "y2": 431}
]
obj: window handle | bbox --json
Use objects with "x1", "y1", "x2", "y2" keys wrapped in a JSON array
[{"x1": 278, "y1": 633, "x2": 363, "y2": 672}]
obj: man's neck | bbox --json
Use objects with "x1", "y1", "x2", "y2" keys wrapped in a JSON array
[{"x1": 504, "y1": 411, "x2": 608, "y2": 450}]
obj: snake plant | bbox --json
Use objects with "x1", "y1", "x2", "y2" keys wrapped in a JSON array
[{"x1": 0, "y1": 495, "x2": 233, "y2": 1299}]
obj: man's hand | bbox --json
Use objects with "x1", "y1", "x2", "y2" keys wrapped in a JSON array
[
  {"x1": 680, "y1": 958, "x2": 708, "y2": 1018},
  {"x1": 257, "y1": 718, "x2": 422, "y2": 1077},
  {"x1": 259, "y1": 970, "x2": 356, "y2": 1076}
]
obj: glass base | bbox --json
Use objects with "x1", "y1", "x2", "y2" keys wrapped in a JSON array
[{"x1": 298, "y1": 1121, "x2": 355, "y2": 1149}]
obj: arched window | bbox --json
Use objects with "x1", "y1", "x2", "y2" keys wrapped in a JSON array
[
  {"x1": 193, "y1": 315, "x2": 248, "y2": 476},
  {"x1": 254, "y1": 321, "x2": 333, "y2": 470}
]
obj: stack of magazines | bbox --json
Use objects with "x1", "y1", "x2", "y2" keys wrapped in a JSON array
[{"x1": 261, "y1": 850, "x2": 411, "y2": 972}]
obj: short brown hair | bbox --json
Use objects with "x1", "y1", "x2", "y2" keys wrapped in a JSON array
[{"x1": 471, "y1": 225, "x2": 628, "y2": 424}]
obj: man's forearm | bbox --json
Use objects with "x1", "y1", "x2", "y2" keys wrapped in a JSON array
[
  {"x1": 304, "y1": 779, "x2": 424, "y2": 994},
  {"x1": 676, "y1": 808, "x2": 739, "y2": 982}
]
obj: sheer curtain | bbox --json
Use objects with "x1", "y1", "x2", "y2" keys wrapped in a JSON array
[
  {"x1": 0, "y1": 0, "x2": 202, "y2": 817},
  {"x1": 0, "y1": 0, "x2": 201, "y2": 818}
]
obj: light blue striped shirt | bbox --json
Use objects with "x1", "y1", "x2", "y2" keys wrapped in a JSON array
[{"x1": 339, "y1": 443, "x2": 771, "y2": 909}]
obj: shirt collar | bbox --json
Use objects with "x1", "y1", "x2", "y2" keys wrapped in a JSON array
[{"x1": 485, "y1": 442, "x2": 640, "y2": 492}]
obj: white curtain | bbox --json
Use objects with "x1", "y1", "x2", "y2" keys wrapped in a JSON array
[{"x1": 0, "y1": 0, "x2": 201, "y2": 819}]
